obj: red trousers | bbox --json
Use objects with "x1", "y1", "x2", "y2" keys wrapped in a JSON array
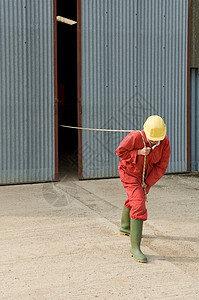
[{"x1": 119, "y1": 168, "x2": 147, "y2": 221}]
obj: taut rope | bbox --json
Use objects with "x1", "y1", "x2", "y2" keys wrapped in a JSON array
[{"x1": 139, "y1": 131, "x2": 148, "y2": 202}]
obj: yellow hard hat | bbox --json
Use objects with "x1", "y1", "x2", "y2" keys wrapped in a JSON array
[{"x1": 143, "y1": 115, "x2": 166, "y2": 141}]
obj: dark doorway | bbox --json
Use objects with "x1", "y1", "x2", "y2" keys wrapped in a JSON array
[{"x1": 57, "y1": 1, "x2": 78, "y2": 179}]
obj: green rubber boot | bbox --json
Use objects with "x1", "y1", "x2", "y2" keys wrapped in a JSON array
[
  {"x1": 120, "y1": 206, "x2": 130, "y2": 236},
  {"x1": 130, "y1": 218, "x2": 147, "y2": 263}
]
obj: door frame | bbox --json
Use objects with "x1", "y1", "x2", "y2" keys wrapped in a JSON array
[
  {"x1": 53, "y1": 0, "x2": 59, "y2": 180},
  {"x1": 77, "y1": 0, "x2": 83, "y2": 179}
]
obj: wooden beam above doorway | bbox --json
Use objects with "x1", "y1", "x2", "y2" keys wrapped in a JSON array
[{"x1": 56, "y1": 16, "x2": 77, "y2": 25}]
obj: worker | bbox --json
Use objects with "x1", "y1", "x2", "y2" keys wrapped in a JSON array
[{"x1": 115, "y1": 115, "x2": 170, "y2": 263}]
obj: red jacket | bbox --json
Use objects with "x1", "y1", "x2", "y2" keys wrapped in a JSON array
[{"x1": 115, "y1": 130, "x2": 170, "y2": 190}]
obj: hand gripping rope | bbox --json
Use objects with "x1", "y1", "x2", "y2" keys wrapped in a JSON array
[
  {"x1": 139, "y1": 131, "x2": 148, "y2": 202},
  {"x1": 60, "y1": 125, "x2": 148, "y2": 201}
]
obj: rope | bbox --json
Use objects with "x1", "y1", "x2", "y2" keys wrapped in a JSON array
[
  {"x1": 59, "y1": 125, "x2": 132, "y2": 132},
  {"x1": 139, "y1": 131, "x2": 148, "y2": 202},
  {"x1": 60, "y1": 124, "x2": 148, "y2": 201}
]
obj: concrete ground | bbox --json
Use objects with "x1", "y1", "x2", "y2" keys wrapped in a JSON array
[{"x1": 1, "y1": 173, "x2": 199, "y2": 299}]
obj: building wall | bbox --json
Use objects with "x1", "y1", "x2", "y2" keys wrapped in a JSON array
[
  {"x1": 0, "y1": 0, "x2": 55, "y2": 184},
  {"x1": 81, "y1": 0, "x2": 188, "y2": 178},
  {"x1": 0, "y1": 0, "x2": 195, "y2": 183}
]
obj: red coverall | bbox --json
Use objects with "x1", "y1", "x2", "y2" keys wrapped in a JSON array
[{"x1": 115, "y1": 130, "x2": 170, "y2": 221}]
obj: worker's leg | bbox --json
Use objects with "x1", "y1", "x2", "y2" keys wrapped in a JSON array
[
  {"x1": 120, "y1": 205, "x2": 130, "y2": 236},
  {"x1": 122, "y1": 181, "x2": 147, "y2": 221},
  {"x1": 121, "y1": 181, "x2": 147, "y2": 262},
  {"x1": 130, "y1": 218, "x2": 147, "y2": 263}
]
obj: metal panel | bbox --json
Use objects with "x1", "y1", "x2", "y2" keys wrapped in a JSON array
[
  {"x1": 81, "y1": 0, "x2": 188, "y2": 179},
  {"x1": 0, "y1": 0, "x2": 55, "y2": 184},
  {"x1": 190, "y1": 0, "x2": 199, "y2": 68},
  {"x1": 190, "y1": 68, "x2": 199, "y2": 171}
]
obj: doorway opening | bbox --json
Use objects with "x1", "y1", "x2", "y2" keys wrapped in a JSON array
[{"x1": 57, "y1": 1, "x2": 78, "y2": 179}]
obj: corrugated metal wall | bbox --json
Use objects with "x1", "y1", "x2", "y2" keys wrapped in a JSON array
[
  {"x1": 190, "y1": 69, "x2": 199, "y2": 171},
  {"x1": 81, "y1": 0, "x2": 188, "y2": 178},
  {"x1": 0, "y1": 0, "x2": 55, "y2": 184}
]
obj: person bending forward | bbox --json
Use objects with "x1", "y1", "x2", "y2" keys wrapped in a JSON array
[{"x1": 115, "y1": 115, "x2": 170, "y2": 263}]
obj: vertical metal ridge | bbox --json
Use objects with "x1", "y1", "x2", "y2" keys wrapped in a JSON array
[
  {"x1": 190, "y1": 69, "x2": 199, "y2": 171},
  {"x1": 187, "y1": 0, "x2": 191, "y2": 171}
]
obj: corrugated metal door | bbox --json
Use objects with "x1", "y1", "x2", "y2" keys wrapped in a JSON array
[
  {"x1": 0, "y1": 0, "x2": 55, "y2": 184},
  {"x1": 80, "y1": 0, "x2": 188, "y2": 179}
]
